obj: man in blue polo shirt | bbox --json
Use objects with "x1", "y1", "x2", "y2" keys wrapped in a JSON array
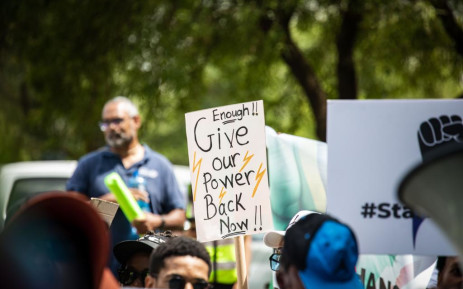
[{"x1": 66, "y1": 96, "x2": 185, "y2": 274}]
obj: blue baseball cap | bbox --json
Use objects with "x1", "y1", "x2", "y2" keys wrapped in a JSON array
[{"x1": 283, "y1": 214, "x2": 363, "y2": 289}]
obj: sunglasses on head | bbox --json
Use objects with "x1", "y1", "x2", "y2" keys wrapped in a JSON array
[
  {"x1": 269, "y1": 252, "x2": 281, "y2": 271},
  {"x1": 168, "y1": 274, "x2": 209, "y2": 289},
  {"x1": 118, "y1": 267, "x2": 149, "y2": 286}
]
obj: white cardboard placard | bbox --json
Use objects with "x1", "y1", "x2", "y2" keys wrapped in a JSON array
[
  {"x1": 327, "y1": 99, "x2": 461, "y2": 255},
  {"x1": 185, "y1": 100, "x2": 273, "y2": 242}
]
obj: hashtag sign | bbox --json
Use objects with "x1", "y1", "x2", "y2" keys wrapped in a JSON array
[{"x1": 361, "y1": 203, "x2": 376, "y2": 218}]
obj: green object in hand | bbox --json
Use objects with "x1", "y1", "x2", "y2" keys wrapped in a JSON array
[{"x1": 104, "y1": 172, "x2": 144, "y2": 222}]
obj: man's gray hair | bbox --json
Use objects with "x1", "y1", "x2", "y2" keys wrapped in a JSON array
[{"x1": 104, "y1": 96, "x2": 139, "y2": 117}]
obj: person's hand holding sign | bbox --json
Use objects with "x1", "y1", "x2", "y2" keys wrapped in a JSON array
[{"x1": 104, "y1": 172, "x2": 170, "y2": 235}]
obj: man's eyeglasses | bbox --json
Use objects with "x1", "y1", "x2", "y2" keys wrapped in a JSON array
[
  {"x1": 269, "y1": 252, "x2": 281, "y2": 271},
  {"x1": 167, "y1": 274, "x2": 209, "y2": 289},
  {"x1": 98, "y1": 118, "x2": 125, "y2": 132},
  {"x1": 117, "y1": 267, "x2": 149, "y2": 287}
]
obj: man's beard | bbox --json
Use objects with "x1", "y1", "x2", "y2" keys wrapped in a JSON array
[{"x1": 105, "y1": 131, "x2": 133, "y2": 148}]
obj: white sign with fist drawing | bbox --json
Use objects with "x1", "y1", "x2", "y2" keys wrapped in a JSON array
[{"x1": 327, "y1": 99, "x2": 462, "y2": 255}]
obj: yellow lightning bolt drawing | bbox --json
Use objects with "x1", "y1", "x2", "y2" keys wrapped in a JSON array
[
  {"x1": 252, "y1": 163, "x2": 266, "y2": 198},
  {"x1": 219, "y1": 187, "x2": 227, "y2": 204},
  {"x1": 239, "y1": 150, "x2": 254, "y2": 172},
  {"x1": 192, "y1": 151, "x2": 202, "y2": 202}
]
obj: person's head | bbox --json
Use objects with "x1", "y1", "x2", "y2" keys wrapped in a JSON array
[
  {"x1": 0, "y1": 192, "x2": 111, "y2": 289},
  {"x1": 264, "y1": 210, "x2": 318, "y2": 274},
  {"x1": 100, "y1": 96, "x2": 141, "y2": 149},
  {"x1": 146, "y1": 236, "x2": 211, "y2": 289},
  {"x1": 436, "y1": 256, "x2": 462, "y2": 289},
  {"x1": 277, "y1": 213, "x2": 363, "y2": 289},
  {"x1": 113, "y1": 231, "x2": 172, "y2": 287}
]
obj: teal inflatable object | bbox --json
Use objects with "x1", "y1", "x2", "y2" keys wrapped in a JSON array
[{"x1": 265, "y1": 126, "x2": 327, "y2": 230}]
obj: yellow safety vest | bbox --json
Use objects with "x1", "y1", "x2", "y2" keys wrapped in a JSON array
[{"x1": 204, "y1": 239, "x2": 237, "y2": 284}]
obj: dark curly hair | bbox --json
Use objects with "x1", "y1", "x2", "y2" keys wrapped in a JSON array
[{"x1": 149, "y1": 236, "x2": 211, "y2": 276}]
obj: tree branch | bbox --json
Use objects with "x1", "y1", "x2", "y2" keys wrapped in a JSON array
[
  {"x1": 275, "y1": 3, "x2": 327, "y2": 140},
  {"x1": 429, "y1": 0, "x2": 463, "y2": 57},
  {"x1": 280, "y1": 31, "x2": 328, "y2": 141}
]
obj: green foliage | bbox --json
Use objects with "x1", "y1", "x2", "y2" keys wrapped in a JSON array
[
  {"x1": 0, "y1": 0, "x2": 461, "y2": 164},
  {"x1": 356, "y1": 0, "x2": 463, "y2": 99}
]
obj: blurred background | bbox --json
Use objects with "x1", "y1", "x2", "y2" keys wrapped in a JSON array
[{"x1": 1, "y1": 0, "x2": 462, "y2": 165}]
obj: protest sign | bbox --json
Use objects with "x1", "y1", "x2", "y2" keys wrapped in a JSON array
[
  {"x1": 327, "y1": 99, "x2": 462, "y2": 255},
  {"x1": 356, "y1": 254, "x2": 436, "y2": 289},
  {"x1": 185, "y1": 100, "x2": 272, "y2": 242},
  {"x1": 90, "y1": 198, "x2": 119, "y2": 226}
]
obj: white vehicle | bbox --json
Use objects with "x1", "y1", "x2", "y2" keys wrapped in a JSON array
[
  {"x1": 0, "y1": 160, "x2": 191, "y2": 232},
  {"x1": 0, "y1": 161, "x2": 77, "y2": 231}
]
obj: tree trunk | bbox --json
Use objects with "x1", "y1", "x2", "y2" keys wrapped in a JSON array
[
  {"x1": 429, "y1": 0, "x2": 463, "y2": 57},
  {"x1": 280, "y1": 38, "x2": 327, "y2": 141},
  {"x1": 336, "y1": 0, "x2": 362, "y2": 100},
  {"x1": 276, "y1": 3, "x2": 327, "y2": 141}
]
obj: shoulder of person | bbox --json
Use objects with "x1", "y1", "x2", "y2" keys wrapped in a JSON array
[
  {"x1": 78, "y1": 146, "x2": 111, "y2": 164},
  {"x1": 144, "y1": 145, "x2": 173, "y2": 167}
]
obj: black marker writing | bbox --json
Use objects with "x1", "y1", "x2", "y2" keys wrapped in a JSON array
[
  {"x1": 220, "y1": 216, "x2": 248, "y2": 235},
  {"x1": 202, "y1": 170, "x2": 255, "y2": 193},
  {"x1": 194, "y1": 117, "x2": 250, "y2": 152},
  {"x1": 212, "y1": 104, "x2": 250, "y2": 122},
  {"x1": 204, "y1": 192, "x2": 246, "y2": 220}
]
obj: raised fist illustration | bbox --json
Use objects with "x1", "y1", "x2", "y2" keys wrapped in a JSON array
[{"x1": 418, "y1": 115, "x2": 463, "y2": 162}]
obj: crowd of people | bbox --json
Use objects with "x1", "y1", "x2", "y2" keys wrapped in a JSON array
[
  {"x1": 0, "y1": 96, "x2": 460, "y2": 289},
  {"x1": 1, "y1": 192, "x2": 459, "y2": 289}
]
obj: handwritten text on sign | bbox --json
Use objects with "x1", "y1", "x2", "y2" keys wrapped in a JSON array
[{"x1": 185, "y1": 101, "x2": 273, "y2": 242}]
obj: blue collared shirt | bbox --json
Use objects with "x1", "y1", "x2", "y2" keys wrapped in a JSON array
[{"x1": 66, "y1": 144, "x2": 185, "y2": 272}]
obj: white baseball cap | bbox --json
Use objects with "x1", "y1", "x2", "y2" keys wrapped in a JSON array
[{"x1": 263, "y1": 210, "x2": 320, "y2": 248}]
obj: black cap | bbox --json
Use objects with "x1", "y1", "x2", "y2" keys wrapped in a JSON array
[{"x1": 113, "y1": 233, "x2": 168, "y2": 265}]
